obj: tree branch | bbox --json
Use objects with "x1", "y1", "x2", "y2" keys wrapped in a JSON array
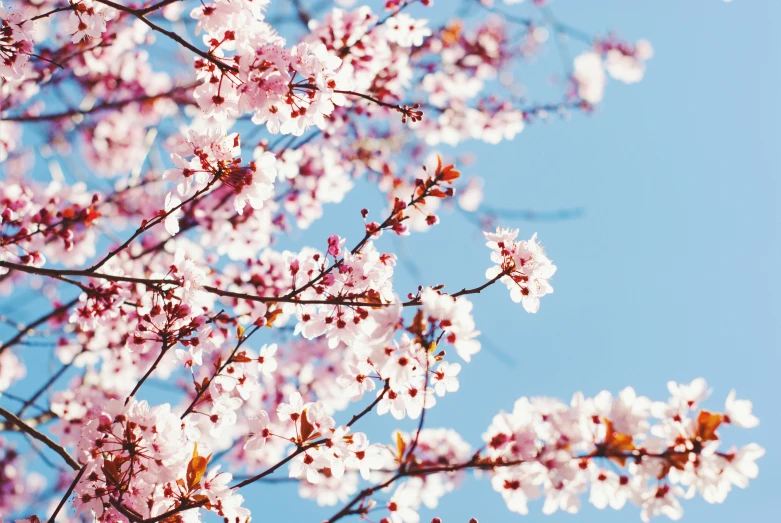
[
  {"x1": 0, "y1": 406, "x2": 78, "y2": 470},
  {"x1": 0, "y1": 298, "x2": 78, "y2": 354}
]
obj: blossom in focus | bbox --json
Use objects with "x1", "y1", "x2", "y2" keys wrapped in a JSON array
[
  {"x1": 65, "y1": 1, "x2": 116, "y2": 44},
  {"x1": 484, "y1": 228, "x2": 557, "y2": 313}
]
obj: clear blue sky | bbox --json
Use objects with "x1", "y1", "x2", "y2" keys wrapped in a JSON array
[{"x1": 3, "y1": 1, "x2": 779, "y2": 522}]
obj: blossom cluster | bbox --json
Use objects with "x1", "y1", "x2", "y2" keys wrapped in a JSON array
[
  {"x1": 484, "y1": 228, "x2": 556, "y2": 313},
  {"x1": 573, "y1": 38, "x2": 654, "y2": 105},
  {"x1": 71, "y1": 398, "x2": 249, "y2": 521},
  {"x1": 0, "y1": 1, "x2": 34, "y2": 80},
  {"x1": 187, "y1": 0, "x2": 353, "y2": 134},
  {"x1": 484, "y1": 379, "x2": 761, "y2": 521},
  {"x1": 66, "y1": 1, "x2": 116, "y2": 44},
  {"x1": 0, "y1": 1, "x2": 760, "y2": 523}
]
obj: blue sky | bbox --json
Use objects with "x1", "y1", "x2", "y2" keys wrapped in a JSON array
[{"x1": 3, "y1": 1, "x2": 779, "y2": 522}]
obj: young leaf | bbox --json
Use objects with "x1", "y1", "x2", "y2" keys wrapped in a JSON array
[
  {"x1": 186, "y1": 443, "x2": 212, "y2": 491},
  {"x1": 300, "y1": 408, "x2": 316, "y2": 443}
]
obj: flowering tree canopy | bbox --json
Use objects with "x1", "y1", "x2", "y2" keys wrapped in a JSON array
[{"x1": 0, "y1": 1, "x2": 762, "y2": 523}]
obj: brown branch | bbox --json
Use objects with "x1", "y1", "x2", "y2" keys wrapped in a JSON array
[
  {"x1": 325, "y1": 455, "x2": 526, "y2": 522},
  {"x1": 0, "y1": 261, "x2": 174, "y2": 286},
  {"x1": 138, "y1": 0, "x2": 184, "y2": 16},
  {"x1": 48, "y1": 467, "x2": 86, "y2": 523},
  {"x1": 1, "y1": 171, "x2": 494, "y2": 312},
  {"x1": 126, "y1": 339, "x2": 170, "y2": 404},
  {"x1": 4, "y1": 82, "x2": 197, "y2": 122},
  {"x1": 0, "y1": 406, "x2": 78, "y2": 470},
  {"x1": 0, "y1": 410, "x2": 56, "y2": 431},
  {"x1": 0, "y1": 297, "x2": 78, "y2": 354},
  {"x1": 0, "y1": 258, "x2": 509, "y2": 314},
  {"x1": 326, "y1": 473, "x2": 402, "y2": 523},
  {"x1": 295, "y1": 83, "x2": 422, "y2": 120},
  {"x1": 346, "y1": 380, "x2": 390, "y2": 428},
  {"x1": 27, "y1": 4, "x2": 75, "y2": 22},
  {"x1": 16, "y1": 356, "x2": 78, "y2": 417},
  {"x1": 179, "y1": 325, "x2": 261, "y2": 418},
  {"x1": 87, "y1": 175, "x2": 219, "y2": 272},
  {"x1": 337, "y1": 0, "x2": 416, "y2": 58},
  {"x1": 290, "y1": 0, "x2": 311, "y2": 26},
  {"x1": 94, "y1": 0, "x2": 238, "y2": 73}
]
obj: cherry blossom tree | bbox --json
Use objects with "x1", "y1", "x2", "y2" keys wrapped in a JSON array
[{"x1": 0, "y1": 1, "x2": 762, "y2": 523}]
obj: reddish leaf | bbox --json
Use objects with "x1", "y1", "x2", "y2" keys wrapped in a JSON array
[
  {"x1": 265, "y1": 308, "x2": 282, "y2": 328},
  {"x1": 442, "y1": 22, "x2": 462, "y2": 45},
  {"x1": 186, "y1": 443, "x2": 211, "y2": 491},
  {"x1": 395, "y1": 430, "x2": 407, "y2": 463},
  {"x1": 300, "y1": 408, "x2": 317, "y2": 443},
  {"x1": 102, "y1": 458, "x2": 122, "y2": 487},
  {"x1": 232, "y1": 350, "x2": 253, "y2": 363},
  {"x1": 440, "y1": 166, "x2": 460, "y2": 182},
  {"x1": 658, "y1": 451, "x2": 690, "y2": 479},
  {"x1": 84, "y1": 206, "x2": 101, "y2": 226},
  {"x1": 407, "y1": 309, "x2": 426, "y2": 341},
  {"x1": 596, "y1": 419, "x2": 635, "y2": 466},
  {"x1": 695, "y1": 410, "x2": 722, "y2": 442}
]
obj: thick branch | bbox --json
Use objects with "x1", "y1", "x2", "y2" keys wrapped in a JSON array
[
  {"x1": 0, "y1": 406, "x2": 79, "y2": 470},
  {"x1": 0, "y1": 410, "x2": 56, "y2": 431}
]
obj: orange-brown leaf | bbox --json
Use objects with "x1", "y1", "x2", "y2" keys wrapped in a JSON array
[
  {"x1": 121, "y1": 505, "x2": 146, "y2": 520},
  {"x1": 300, "y1": 408, "x2": 316, "y2": 443},
  {"x1": 696, "y1": 410, "x2": 722, "y2": 442},
  {"x1": 440, "y1": 166, "x2": 460, "y2": 182},
  {"x1": 363, "y1": 289, "x2": 383, "y2": 304},
  {"x1": 186, "y1": 443, "x2": 211, "y2": 491},
  {"x1": 232, "y1": 351, "x2": 253, "y2": 363},
  {"x1": 658, "y1": 451, "x2": 690, "y2": 479},
  {"x1": 191, "y1": 494, "x2": 211, "y2": 507},
  {"x1": 395, "y1": 430, "x2": 407, "y2": 462},
  {"x1": 265, "y1": 308, "x2": 283, "y2": 328},
  {"x1": 102, "y1": 459, "x2": 122, "y2": 486},
  {"x1": 441, "y1": 22, "x2": 462, "y2": 46},
  {"x1": 602, "y1": 419, "x2": 635, "y2": 466},
  {"x1": 84, "y1": 206, "x2": 101, "y2": 226},
  {"x1": 406, "y1": 309, "x2": 426, "y2": 340}
]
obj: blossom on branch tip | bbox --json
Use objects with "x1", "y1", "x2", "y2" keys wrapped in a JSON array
[
  {"x1": 0, "y1": 2, "x2": 34, "y2": 80},
  {"x1": 65, "y1": 1, "x2": 116, "y2": 44},
  {"x1": 420, "y1": 288, "x2": 481, "y2": 362},
  {"x1": 385, "y1": 13, "x2": 432, "y2": 48},
  {"x1": 484, "y1": 228, "x2": 556, "y2": 313}
]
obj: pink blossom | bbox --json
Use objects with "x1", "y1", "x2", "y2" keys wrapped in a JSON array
[
  {"x1": 484, "y1": 228, "x2": 557, "y2": 313},
  {"x1": 384, "y1": 13, "x2": 432, "y2": 48}
]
